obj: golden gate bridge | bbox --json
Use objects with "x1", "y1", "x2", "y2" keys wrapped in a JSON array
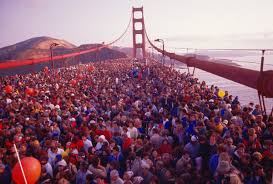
[{"x1": 0, "y1": 7, "x2": 272, "y2": 115}]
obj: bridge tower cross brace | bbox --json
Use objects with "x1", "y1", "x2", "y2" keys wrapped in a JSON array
[{"x1": 132, "y1": 7, "x2": 146, "y2": 58}]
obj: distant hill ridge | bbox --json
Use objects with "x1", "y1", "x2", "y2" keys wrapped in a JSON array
[
  {"x1": 0, "y1": 37, "x2": 127, "y2": 76},
  {"x1": 0, "y1": 36, "x2": 125, "y2": 62}
]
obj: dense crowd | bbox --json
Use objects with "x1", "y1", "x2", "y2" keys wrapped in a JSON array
[{"x1": 0, "y1": 58, "x2": 272, "y2": 184}]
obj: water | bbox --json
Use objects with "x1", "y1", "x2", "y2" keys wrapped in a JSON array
[{"x1": 176, "y1": 54, "x2": 273, "y2": 113}]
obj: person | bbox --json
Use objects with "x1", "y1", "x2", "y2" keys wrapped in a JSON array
[
  {"x1": 82, "y1": 135, "x2": 93, "y2": 153},
  {"x1": 0, "y1": 163, "x2": 11, "y2": 184},
  {"x1": 110, "y1": 169, "x2": 124, "y2": 184},
  {"x1": 139, "y1": 161, "x2": 153, "y2": 184},
  {"x1": 76, "y1": 161, "x2": 92, "y2": 184},
  {"x1": 184, "y1": 135, "x2": 200, "y2": 159},
  {"x1": 246, "y1": 164, "x2": 266, "y2": 184},
  {"x1": 0, "y1": 58, "x2": 272, "y2": 183},
  {"x1": 214, "y1": 152, "x2": 242, "y2": 184}
]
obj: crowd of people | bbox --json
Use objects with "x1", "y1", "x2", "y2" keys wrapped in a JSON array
[{"x1": 0, "y1": 58, "x2": 272, "y2": 184}]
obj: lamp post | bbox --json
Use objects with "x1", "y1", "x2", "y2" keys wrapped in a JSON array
[
  {"x1": 154, "y1": 38, "x2": 165, "y2": 65},
  {"x1": 148, "y1": 46, "x2": 154, "y2": 59},
  {"x1": 50, "y1": 43, "x2": 59, "y2": 71}
]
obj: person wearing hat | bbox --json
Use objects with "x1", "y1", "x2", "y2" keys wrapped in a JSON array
[
  {"x1": 139, "y1": 160, "x2": 153, "y2": 184},
  {"x1": 110, "y1": 169, "x2": 124, "y2": 184},
  {"x1": 184, "y1": 135, "x2": 200, "y2": 159},
  {"x1": 95, "y1": 135, "x2": 108, "y2": 151},
  {"x1": 215, "y1": 152, "x2": 242, "y2": 184}
]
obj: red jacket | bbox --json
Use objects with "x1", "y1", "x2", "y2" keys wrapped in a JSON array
[
  {"x1": 95, "y1": 129, "x2": 112, "y2": 140},
  {"x1": 158, "y1": 144, "x2": 173, "y2": 154},
  {"x1": 122, "y1": 137, "x2": 132, "y2": 151}
]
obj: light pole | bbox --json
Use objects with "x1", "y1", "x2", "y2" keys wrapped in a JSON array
[
  {"x1": 154, "y1": 38, "x2": 165, "y2": 65},
  {"x1": 50, "y1": 43, "x2": 59, "y2": 70},
  {"x1": 148, "y1": 46, "x2": 154, "y2": 59}
]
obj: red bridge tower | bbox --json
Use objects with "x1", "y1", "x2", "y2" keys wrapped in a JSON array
[{"x1": 132, "y1": 7, "x2": 146, "y2": 58}]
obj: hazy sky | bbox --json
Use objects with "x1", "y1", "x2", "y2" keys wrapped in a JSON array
[{"x1": 1, "y1": 0, "x2": 273, "y2": 49}]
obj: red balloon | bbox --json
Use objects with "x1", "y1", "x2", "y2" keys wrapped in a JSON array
[
  {"x1": 12, "y1": 157, "x2": 41, "y2": 184},
  {"x1": 88, "y1": 66, "x2": 95, "y2": 72},
  {"x1": 70, "y1": 79, "x2": 77, "y2": 86},
  {"x1": 33, "y1": 89, "x2": 39, "y2": 96},
  {"x1": 25, "y1": 88, "x2": 34, "y2": 96},
  {"x1": 78, "y1": 74, "x2": 83, "y2": 80},
  {"x1": 4, "y1": 85, "x2": 13, "y2": 94},
  {"x1": 43, "y1": 66, "x2": 49, "y2": 73}
]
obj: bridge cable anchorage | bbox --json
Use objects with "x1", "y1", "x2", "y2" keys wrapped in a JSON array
[
  {"x1": 144, "y1": 27, "x2": 273, "y2": 98},
  {"x1": 0, "y1": 13, "x2": 132, "y2": 70}
]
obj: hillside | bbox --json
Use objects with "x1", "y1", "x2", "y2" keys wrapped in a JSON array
[{"x1": 0, "y1": 37, "x2": 127, "y2": 76}]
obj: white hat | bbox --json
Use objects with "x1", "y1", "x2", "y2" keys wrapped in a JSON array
[
  {"x1": 110, "y1": 169, "x2": 119, "y2": 177},
  {"x1": 48, "y1": 104, "x2": 55, "y2": 110},
  {"x1": 6, "y1": 98, "x2": 12, "y2": 104},
  {"x1": 231, "y1": 116, "x2": 237, "y2": 121},
  {"x1": 223, "y1": 120, "x2": 228, "y2": 125},
  {"x1": 56, "y1": 159, "x2": 67, "y2": 167},
  {"x1": 89, "y1": 120, "x2": 96, "y2": 124},
  {"x1": 98, "y1": 135, "x2": 106, "y2": 141},
  {"x1": 71, "y1": 149, "x2": 79, "y2": 155},
  {"x1": 209, "y1": 99, "x2": 214, "y2": 103},
  {"x1": 69, "y1": 118, "x2": 76, "y2": 122},
  {"x1": 55, "y1": 105, "x2": 60, "y2": 109},
  {"x1": 191, "y1": 135, "x2": 198, "y2": 142}
]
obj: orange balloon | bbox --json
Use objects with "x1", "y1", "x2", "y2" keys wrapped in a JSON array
[
  {"x1": 70, "y1": 79, "x2": 77, "y2": 86},
  {"x1": 4, "y1": 85, "x2": 13, "y2": 94},
  {"x1": 12, "y1": 157, "x2": 41, "y2": 184},
  {"x1": 25, "y1": 88, "x2": 34, "y2": 96}
]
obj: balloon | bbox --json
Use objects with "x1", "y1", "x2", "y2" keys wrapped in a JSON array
[
  {"x1": 4, "y1": 85, "x2": 13, "y2": 94},
  {"x1": 33, "y1": 89, "x2": 39, "y2": 96},
  {"x1": 218, "y1": 89, "x2": 225, "y2": 98},
  {"x1": 12, "y1": 157, "x2": 41, "y2": 184},
  {"x1": 61, "y1": 150, "x2": 69, "y2": 158},
  {"x1": 25, "y1": 88, "x2": 34, "y2": 96},
  {"x1": 18, "y1": 82, "x2": 23, "y2": 86},
  {"x1": 70, "y1": 79, "x2": 77, "y2": 86},
  {"x1": 88, "y1": 66, "x2": 95, "y2": 72},
  {"x1": 43, "y1": 66, "x2": 49, "y2": 73},
  {"x1": 78, "y1": 74, "x2": 83, "y2": 80}
]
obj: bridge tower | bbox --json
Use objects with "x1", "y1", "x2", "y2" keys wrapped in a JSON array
[{"x1": 132, "y1": 7, "x2": 146, "y2": 58}]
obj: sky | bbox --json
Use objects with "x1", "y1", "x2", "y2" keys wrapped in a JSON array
[{"x1": 0, "y1": 0, "x2": 273, "y2": 50}]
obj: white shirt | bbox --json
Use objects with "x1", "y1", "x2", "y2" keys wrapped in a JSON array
[
  {"x1": 128, "y1": 127, "x2": 138, "y2": 139},
  {"x1": 48, "y1": 148, "x2": 64, "y2": 166},
  {"x1": 45, "y1": 162, "x2": 53, "y2": 177},
  {"x1": 84, "y1": 139, "x2": 93, "y2": 152}
]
